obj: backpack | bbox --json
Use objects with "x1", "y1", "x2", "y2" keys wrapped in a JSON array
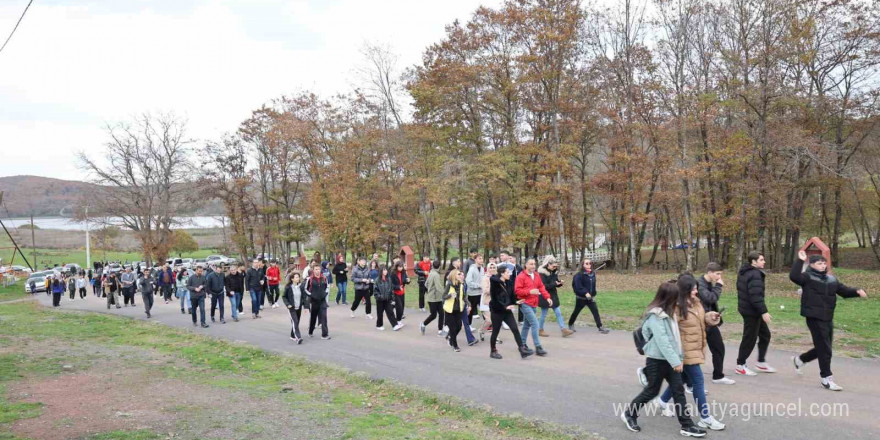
[{"x1": 633, "y1": 314, "x2": 651, "y2": 355}]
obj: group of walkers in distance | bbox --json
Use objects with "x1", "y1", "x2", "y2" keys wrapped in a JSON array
[
  {"x1": 620, "y1": 250, "x2": 868, "y2": 437},
  {"x1": 33, "y1": 246, "x2": 868, "y2": 438}
]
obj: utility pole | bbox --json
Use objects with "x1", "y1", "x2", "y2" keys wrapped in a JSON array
[
  {"x1": 85, "y1": 205, "x2": 91, "y2": 269},
  {"x1": 30, "y1": 213, "x2": 36, "y2": 268}
]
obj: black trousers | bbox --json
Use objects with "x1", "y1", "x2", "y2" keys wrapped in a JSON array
[
  {"x1": 162, "y1": 285, "x2": 173, "y2": 301},
  {"x1": 445, "y1": 311, "x2": 462, "y2": 349},
  {"x1": 627, "y1": 357, "x2": 693, "y2": 428},
  {"x1": 210, "y1": 294, "x2": 225, "y2": 320},
  {"x1": 78, "y1": 287, "x2": 86, "y2": 299},
  {"x1": 267, "y1": 284, "x2": 280, "y2": 304},
  {"x1": 123, "y1": 287, "x2": 135, "y2": 305},
  {"x1": 69, "y1": 287, "x2": 76, "y2": 299},
  {"x1": 375, "y1": 299, "x2": 398, "y2": 328},
  {"x1": 799, "y1": 318, "x2": 834, "y2": 378},
  {"x1": 418, "y1": 282, "x2": 427, "y2": 309},
  {"x1": 705, "y1": 325, "x2": 726, "y2": 380},
  {"x1": 468, "y1": 296, "x2": 481, "y2": 322},
  {"x1": 423, "y1": 301, "x2": 445, "y2": 330},
  {"x1": 308, "y1": 303, "x2": 329, "y2": 337},
  {"x1": 737, "y1": 314, "x2": 771, "y2": 365},
  {"x1": 288, "y1": 307, "x2": 302, "y2": 339},
  {"x1": 142, "y1": 292, "x2": 154, "y2": 313},
  {"x1": 490, "y1": 310, "x2": 522, "y2": 351},
  {"x1": 394, "y1": 294, "x2": 405, "y2": 321},
  {"x1": 52, "y1": 291, "x2": 61, "y2": 306},
  {"x1": 351, "y1": 289, "x2": 372, "y2": 315},
  {"x1": 568, "y1": 298, "x2": 603, "y2": 328}
]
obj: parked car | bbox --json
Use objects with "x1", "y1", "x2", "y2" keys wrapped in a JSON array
[
  {"x1": 178, "y1": 258, "x2": 194, "y2": 270},
  {"x1": 193, "y1": 258, "x2": 208, "y2": 269},
  {"x1": 166, "y1": 258, "x2": 183, "y2": 267},
  {"x1": 11, "y1": 265, "x2": 32, "y2": 274},
  {"x1": 25, "y1": 276, "x2": 47, "y2": 293},
  {"x1": 107, "y1": 263, "x2": 122, "y2": 274},
  {"x1": 205, "y1": 255, "x2": 233, "y2": 265}
]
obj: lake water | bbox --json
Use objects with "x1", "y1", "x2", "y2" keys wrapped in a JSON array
[{"x1": 0, "y1": 216, "x2": 226, "y2": 231}]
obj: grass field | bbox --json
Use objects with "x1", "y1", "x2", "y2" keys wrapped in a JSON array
[{"x1": 0, "y1": 297, "x2": 587, "y2": 440}]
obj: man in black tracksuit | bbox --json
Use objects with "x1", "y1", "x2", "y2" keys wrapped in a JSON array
[
  {"x1": 735, "y1": 251, "x2": 776, "y2": 375},
  {"x1": 697, "y1": 262, "x2": 734, "y2": 384},
  {"x1": 790, "y1": 251, "x2": 866, "y2": 391}
]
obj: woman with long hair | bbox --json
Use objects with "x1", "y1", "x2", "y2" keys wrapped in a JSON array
[
  {"x1": 443, "y1": 269, "x2": 467, "y2": 352},
  {"x1": 306, "y1": 265, "x2": 331, "y2": 339},
  {"x1": 620, "y1": 281, "x2": 705, "y2": 437},
  {"x1": 478, "y1": 262, "x2": 497, "y2": 341},
  {"x1": 282, "y1": 272, "x2": 308, "y2": 344},
  {"x1": 390, "y1": 261, "x2": 409, "y2": 321},
  {"x1": 653, "y1": 274, "x2": 725, "y2": 430},
  {"x1": 51, "y1": 276, "x2": 64, "y2": 307},
  {"x1": 569, "y1": 258, "x2": 610, "y2": 334},
  {"x1": 373, "y1": 266, "x2": 404, "y2": 331}
]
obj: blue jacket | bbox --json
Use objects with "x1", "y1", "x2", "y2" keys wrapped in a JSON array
[
  {"x1": 572, "y1": 270, "x2": 597, "y2": 299},
  {"x1": 157, "y1": 268, "x2": 174, "y2": 287}
]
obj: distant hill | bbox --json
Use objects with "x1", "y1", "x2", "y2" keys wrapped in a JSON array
[
  {"x1": 0, "y1": 175, "x2": 98, "y2": 217},
  {"x1": 0, "y1": 175, "x2": 224, "y2": 218}
]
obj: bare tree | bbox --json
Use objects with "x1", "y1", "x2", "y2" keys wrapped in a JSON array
[{"x1": 78, "y1": 113, "x2": 194, "y2": 264}]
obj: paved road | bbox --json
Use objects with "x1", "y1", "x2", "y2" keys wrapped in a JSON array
[{"x1": 35, "y1": 293, "x2": 880, "y2": 439}]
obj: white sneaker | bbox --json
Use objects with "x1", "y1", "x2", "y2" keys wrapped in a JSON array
[
  {"x1": 393, "y1": 322, "x2": 405, "y2": 331},
  {"x1": 735, "y1": 364, "x2": 757, "y2": 376},
  {"x1": 469, "y1": 326, "x2": 476, "y2": 332},
  {"x1": 637, "y1": 367, "x2": 648, "y2": 387},
  {"x1": 698, "y1": 416, "x2": 725, "y2": 431},
  {"x1": 437, "y1": 330, "x2": 444, "y2": 337},
  {"x1": 822, "y1": 376, "x2": 843, "y2": 391},
  {"x1": 366, "y1": 314, "x2": 372, "y2": 320},
  {"x1": 376, "y1": 326, "x2": 385, "y2": 331},
  {"x1": 685, "y1": 385, "x2": 693, "y2": 394},
  {"x1": 755, "y1": 362, "x2": 777, "y2": 373},
  {"x1": 653, "y1": 398, "x2": 674, "y2": 417},
  {"x1": 420, "y1": 308, "x2": 426, "y2": 312},
  {"x1": 350, "y1": 311, "x2": 355, "y2": 318},
  {"x1": 712, "y1": 377, "x2": 736, "y2": 385},
  {"x1": 502, "y1": 322, "x2": 510, "y2": 330},
  {"x1": 443, "y1": 325, "x2": 449, "y2": 333},
  {"x1": 792, "y1": 356, "x2": 804, "y2": 375}
]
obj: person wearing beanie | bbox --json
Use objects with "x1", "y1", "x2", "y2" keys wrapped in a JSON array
[{"x1": 790, "y1": 251, "x2": 867, "y2": 391}]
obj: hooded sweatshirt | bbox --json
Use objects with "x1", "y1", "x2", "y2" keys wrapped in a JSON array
[{"x1": 641, "y1": 307, "x2": 683, "y2": 368}]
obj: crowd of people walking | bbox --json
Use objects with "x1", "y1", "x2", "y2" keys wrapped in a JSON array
[{"x1": 33, "y1": 247, "x2": 868, "y2": 437}]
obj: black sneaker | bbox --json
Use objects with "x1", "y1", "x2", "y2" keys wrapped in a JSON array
[
  {"x1": 220, "y1": 319, "x2": 226, "y2": 324},
  {"x1": 490, "y1": 351, "x2": 502, "y2": 360},
  {"x1": 145, "y1": 311, "x2": 151, "y2": 318},
  {"x1": 201, "y1": 323, "x2": 210, "y2": 328},
  {"x1": 180, "y1": 308, "x2": 185, "y2": 314},
  {"x1": 621, "y1": 412, "x2": 640, "y2": 432},
  {"x1": 211, "y1": 317, "x2": 216, "y2": 323},
  {"x1": 187, "y1": 309, "x2": 191, "y2": 314},
  {"x1": 468, "y1": 339, "x2": 479, "y2": 346},
  {"x1": 680, "y1": 425, "x2": 707, "y2": 437},
  {"x1": 535, "y1": 346, "x2": 548, "y2": 357},
  {"x1": 519, "y1": 346, "x2": 535, "y2": 359},
  {"x1": 192, "y1": 322, "x2": 198, "y2": 327}
]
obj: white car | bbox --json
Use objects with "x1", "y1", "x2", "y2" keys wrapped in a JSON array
[
  {"x1": 178, "y1": 258, "x2": 194, "y2": 270},
  {"x1": 25, "y1": 276, "x2": 47, "y2": 293},
  {"x1": 205, "y1": 255, "x2": 232, "y2": 265}
]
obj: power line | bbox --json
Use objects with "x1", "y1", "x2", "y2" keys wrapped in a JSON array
[{"x1": 0, "y1": 0, "x2": 34, "y2": 55}]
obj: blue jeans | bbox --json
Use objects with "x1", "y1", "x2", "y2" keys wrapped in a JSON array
[
  {"x1": 540, "y1": 306, "x2": 568, "y2": 330},
  {"x1": 661, "y1": 364, "x2": 709, "y2": 419},
  {"x1": 178, "y1": 288, "x2": 190, "y2": 310},
  {"x1": 250, "y1": 288, "x2": 262, "y2": 315},
  {"x1": 459, "y1": 304, "x2": 475, "y2": 344},
  {"x1": 336, "y1": 281, "x2": 347, "y2": 303},
  {"x1": 229, "y1": 293, "x2": 239, "y2": 320},
  {"x1": 234, "y1": 291, "x2": 243, "y2": 313},
  {"x1": 191, "y1": 295, "x2": 206, "y2": 324},
  {"x1": 520, "y1": 304, "x2": 541, "y2": 347}
]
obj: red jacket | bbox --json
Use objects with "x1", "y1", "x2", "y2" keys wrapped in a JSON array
[
  {"x1": 514, "y1": 270, "x2": 550, "y2": 308},
  {"x1": 266, "y1": 267, "x2": 281, "y2": 286}
]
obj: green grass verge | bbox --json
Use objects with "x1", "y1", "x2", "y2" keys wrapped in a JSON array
[{"x1": 0, "y1": 301, "x2": 582, "y2": 440}]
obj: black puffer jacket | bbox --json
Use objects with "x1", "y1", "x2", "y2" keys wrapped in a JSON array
[
  {"x1": 736, "y1": 264, "x2": 767, "y2": 316},
  {"x1": 538, "y1": 268, "x2": 561, "y2": 309},
  {"x1": 790, "y1": 260, "x2": 859, "y2": 321},
  {"x1": 488, "y1": 275, "x2": 514, "y2": 313}
]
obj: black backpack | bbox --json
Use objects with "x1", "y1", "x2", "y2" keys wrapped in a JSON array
[{"x1": 633, "y1": 314, "x2": 651, "y2": 355}]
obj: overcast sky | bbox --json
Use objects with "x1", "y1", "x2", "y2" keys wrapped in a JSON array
[{"x1": 0, "y1": 0, "x2": 502, "y2": 180}]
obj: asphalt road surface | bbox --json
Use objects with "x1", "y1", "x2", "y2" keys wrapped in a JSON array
[{"x1": 35, "y1": 292, "x2": 880, "y2": 439}]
